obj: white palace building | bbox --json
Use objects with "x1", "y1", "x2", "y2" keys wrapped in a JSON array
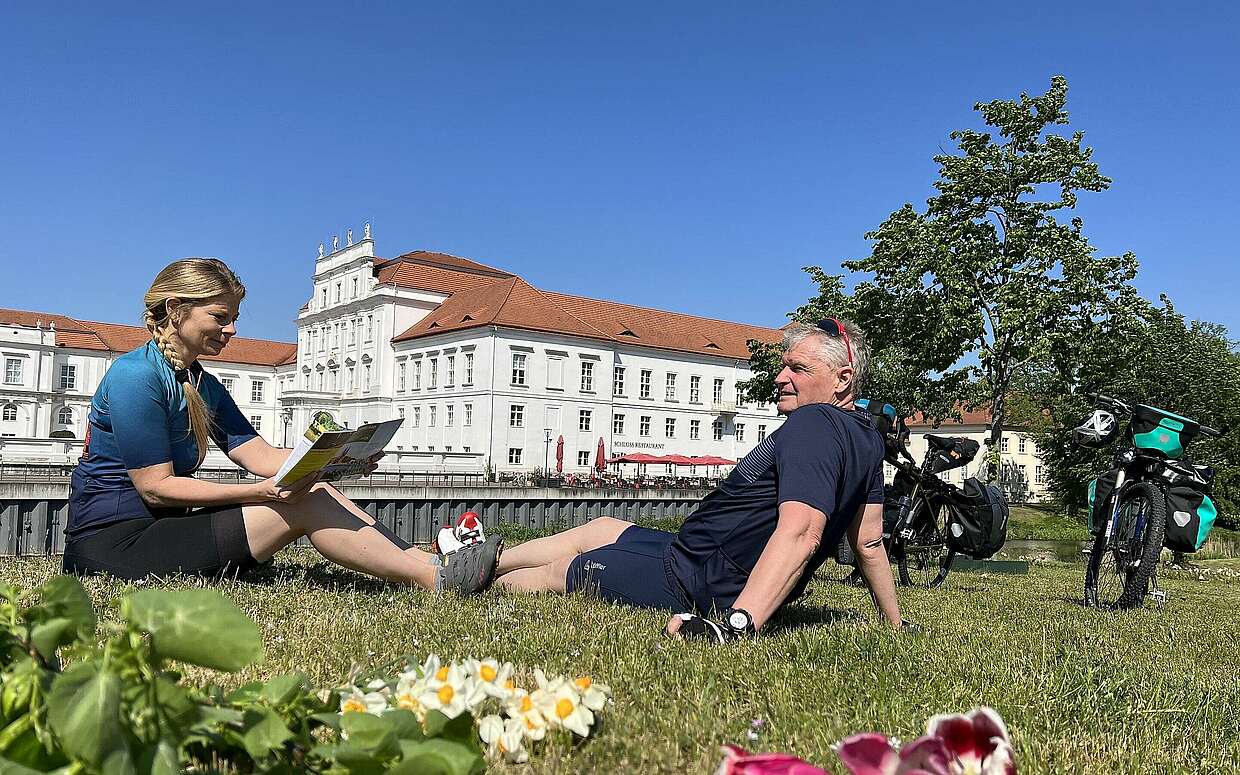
[
  {"x1": 0, "y1": 226, "x2": 785, "y2": 476},
  {"x1": 0, "y1": 225, "x2": 1050, "y2": 500}
]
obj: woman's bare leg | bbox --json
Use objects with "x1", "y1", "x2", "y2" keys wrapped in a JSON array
[{"x1": 241, "y1": 482, "x2": 438, "y2": 588}]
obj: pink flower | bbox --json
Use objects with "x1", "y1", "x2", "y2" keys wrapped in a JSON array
[
  {"x1": 836, "y1": 733, "x2": 951, "y2": 775},
  {"x1": 924, "y1": 708, "x2": 1015, "y2": 775},
  {"x1": 715, "y1": 744, "x2": 832, "y2": 775}
]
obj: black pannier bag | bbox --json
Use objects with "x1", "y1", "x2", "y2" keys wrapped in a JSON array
[
  {"x1": 929, "y1": 437, "x2": 980, "y2": 474},
  {"x1": 1163, "y1": 485, "x2": 1218, "y2": 553},
  {"x1": 1087, "y1": 468, "x2": 1120, "y2": 535},
  {"x1": 945, "y1": 478, "x2": 1009, "y2": 559}
]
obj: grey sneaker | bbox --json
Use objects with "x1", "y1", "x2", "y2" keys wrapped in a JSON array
[{"x1": 435, "y1": 536, "x2": 503, "y2": 595}]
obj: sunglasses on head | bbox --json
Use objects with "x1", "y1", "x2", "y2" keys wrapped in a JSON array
[{"x1": 815, "y1": 318, "x2": 853, "y2": 365}]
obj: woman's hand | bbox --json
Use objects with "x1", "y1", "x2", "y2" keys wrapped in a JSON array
[{"x1": 250, "y1": 472, "x2": 320, "y2": 503}]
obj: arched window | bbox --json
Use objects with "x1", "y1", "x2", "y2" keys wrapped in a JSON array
[
  {"x1": 57, "y1": 407, "x2": 74, "y2": 425},
  {"x1": 1, "y1": 404, "x2": 16, "y2": 422}
]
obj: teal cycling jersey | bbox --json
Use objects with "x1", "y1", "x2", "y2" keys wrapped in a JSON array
[{"x1": 68, "y1": 341, "x2": 257, "y2": 536}]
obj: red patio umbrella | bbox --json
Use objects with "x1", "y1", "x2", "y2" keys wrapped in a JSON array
[
  {"x1": 555, "y1": 435, "x2": 565, "y2": 473},
  {"x1": 663, "y1": 454, "x2": 697, "y2": 466},
  {"x1": 595, "y1": 437, "x2": 607, "y2": 473}
]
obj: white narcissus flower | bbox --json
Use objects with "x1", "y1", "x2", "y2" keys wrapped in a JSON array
[
  {"x1": 478, "y1": 714, "x2": 529, "y2": 763},
  {"x1": 535, "y1": 683, "x2": 594, "y2": 737},
  {"x1": 533, "y1": 667, "x2": 569, "y2": 694},
  {"x1": 366, "y1": 678, "x2": 392, "y2": 697},
  {"x1": 504, "y1": 688, "x2": 548, "y2": 741},
  {"x1": 466, "y1": 657, "x2": 515, "y2": 699},
  {"x1": 420, "y1": 661, "x2": 486, "y2": 719},
  {"x1": 392, "y1": 672, "x2": 428, "y2": 718},
  {"x1": 339, "y1": 686, "x2": 387, "y2": 715},
  {"x1": 572, "y1": 675, "x2": 611, "y2": 711}
]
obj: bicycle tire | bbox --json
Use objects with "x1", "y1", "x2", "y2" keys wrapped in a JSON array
[
  {"x1": 1084, "y1": 480, "x2": 1165, "y2": 609},
  {"x1": 894, "y1": 496, "x2": 950, "y2": 588}
]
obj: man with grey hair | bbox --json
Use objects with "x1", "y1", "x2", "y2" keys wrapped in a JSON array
[{"x1": 493, "y1": 317, "x2": 906, "y2": 642}]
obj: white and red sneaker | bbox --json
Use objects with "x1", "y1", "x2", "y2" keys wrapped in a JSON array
[{"x1": 434, "y1": 511, "x2": 486, "y2": 554}]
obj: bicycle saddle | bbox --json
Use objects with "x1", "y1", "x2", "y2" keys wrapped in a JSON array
[{"x1": 924, "y1": 434, "x2": 960, "y2": 450}]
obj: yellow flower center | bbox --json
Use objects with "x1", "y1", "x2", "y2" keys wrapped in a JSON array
[
  {"x1": 435, "y1": 666, "x2": 449, "y2": 682},
  {"x1": 556, "y1": 698, "x2": 574, "y2": 719},
  {"x1": 498, "y1": 739, "x2": 509, "y2": 753},
  {"x1": 504, "y1": 679, "x2": 516, "y2": 690},
  {"x1": 575, "y1": 676, "x2": 592, "y2": 690},
  {"x1": 520, "y1": 696, "x2": 533, "y2": 713},
  {"x1": 396, "y1": 693, "x2": 419, "y2": 710},
  {"x1": 481, "y1": 664, "x2": 498, "y2": 682},
  {"x1": 525, "y1": 717, "x2": 537, "y2": 730},
  {"x1": 341, "y1": 698, "x2": 366, "y2": 714},
  {"x1": 437, "y1": 684, "x2": 455, "y2": 705}
]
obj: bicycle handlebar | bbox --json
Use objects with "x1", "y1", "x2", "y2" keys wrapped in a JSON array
[{"x1": 1087, "y1": 392, "x2": 1228, "y2": 438}]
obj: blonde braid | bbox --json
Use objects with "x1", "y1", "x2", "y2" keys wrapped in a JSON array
[{"x1": 145, "y1": 303, "x2": 211, "y2": 467}]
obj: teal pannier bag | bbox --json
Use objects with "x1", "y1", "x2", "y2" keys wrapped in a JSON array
[
  {"x1": 1127, "y1": 405, "x2": 1200, "y2": 460},
  {"x1": 1087, "y1": 469, "x2": 1120, "y2": 534},
  {"x1": 1163, "y1": 486, "x2": 1218, "y2": 553}
]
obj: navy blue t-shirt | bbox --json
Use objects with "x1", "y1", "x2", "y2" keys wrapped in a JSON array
[
  {"x1": 665, "y1": 403, "x2": 886, "y2": 614},
  {"x1": 67, "y1": 342, "x2": 258, "y2": 537}
]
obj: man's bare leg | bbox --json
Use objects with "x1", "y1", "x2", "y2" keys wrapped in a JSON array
[
  {"x1": 497, "y1": 554, "x2": 576, "y2": 594},
  {"x1": 495, "y1": 516, "x2": 631, "y2": 575}
]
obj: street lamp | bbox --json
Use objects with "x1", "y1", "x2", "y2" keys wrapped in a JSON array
[{"x1": 543, "y1": 428, "x2": 553, "y2": 476}]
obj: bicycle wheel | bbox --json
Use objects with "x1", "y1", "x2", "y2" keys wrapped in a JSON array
[
  {"x1": 1084, "y1": 481, "x2": 1166, "y2": 609},
  {"x1": 895, "y1": 496, "x2": 950, "y2": 588}
]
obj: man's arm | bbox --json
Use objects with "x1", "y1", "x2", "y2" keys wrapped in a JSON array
[
  {"x1": 848, "y1": 502, "x2": 902, "y2": 627},
  {"x1": 666, "y1": 500, "x2": 825, "y2": 636}
]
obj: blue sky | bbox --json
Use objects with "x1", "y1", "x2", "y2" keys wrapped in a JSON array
[{"x1": 2, "y1": 2, "x2": 1237, "y2": 343}]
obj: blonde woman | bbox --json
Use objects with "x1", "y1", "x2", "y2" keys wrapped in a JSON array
[{"x1": 64, "y1": 258, "x2": 500, "y2": 593}]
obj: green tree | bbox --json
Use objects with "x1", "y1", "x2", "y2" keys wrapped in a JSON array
[{"x1": 743, "y1": 76, "x2": 1142, "y2": 479}]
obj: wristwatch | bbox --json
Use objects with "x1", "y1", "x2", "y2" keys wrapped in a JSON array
[{"x1": 722, "y1": 607, "x2": 757, "y2": 637}]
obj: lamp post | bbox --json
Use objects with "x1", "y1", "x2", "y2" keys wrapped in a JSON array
[{"x1": 543, "y1": 428, "x2": 553, "y2": 477}]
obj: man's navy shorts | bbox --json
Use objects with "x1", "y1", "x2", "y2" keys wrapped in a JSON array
[{"x1": 565, "y1": 525, "x2": 690, "y2": 610}]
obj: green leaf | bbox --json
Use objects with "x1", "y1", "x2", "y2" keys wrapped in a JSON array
[
  {"x1": 137, "y1": 740, "x2": 180, "y2": 775},
  {"x1": 308, "y1": 712, "x2": 343, "y2": 732},
  {"x1": 382, "y1": 709, "x2": 424, "y2": 741},
  {"x1": 241, "y1": 708, "x2": 293, "y2": 760},
  {"x1": 46, "y1": 662, "x2": 128, "y2": 768},
  {"x1": 421, "y1": 711, "x2": 474, "y2": 744},
  {"x1": 28, "y1": 618, "x2": 74, "y2": 661},
  {"x1": 0, "y1": 755, "x2": 46, "y2": 775},
  {"x1": 340, "y1": 713, "x2": 399, "y2": 758},
  {"x1": 31, "y1": 576, "x2": 95, "y2": 639},
  {"x1": 121, "y1": 589, "x2": 264, "y2": 671},
  {"x1": 387, "y1": 738, "x2": 484, "y2": 775},
  {"x1": 226, "y1": 681, "x2": 264, "y2": 704},
  {"x1": 260, "y1": 673, "x2": 308, "y2": 706}
]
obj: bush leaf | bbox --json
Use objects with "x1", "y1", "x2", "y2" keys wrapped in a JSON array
[
  {"x1": 46, "y1": 662, "x2": 128, "y2": 767},
  {"x1": 388, "y1": 738, "x2": 485, "y2": 775},
  {"x1": 242, "y1": 708, "x2": 294, "y2": 760},
  {"x1": 122, "y1": 589, "x2": 264, "y2": 671}
]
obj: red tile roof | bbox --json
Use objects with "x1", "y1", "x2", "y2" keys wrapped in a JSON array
[
  {"x1": 0, "y1": 308, "x2": 295, "y2": 367},
  {"x1": 906, "y1": 406, "x2": 994, "y2": 428},
  {"x1": 386, "y1": 256, "x2": 782, "y2": 359}
]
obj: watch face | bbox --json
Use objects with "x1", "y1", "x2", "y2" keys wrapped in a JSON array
[{"x1": 728, "y1": 611, "x2": 750, "y2": 630}]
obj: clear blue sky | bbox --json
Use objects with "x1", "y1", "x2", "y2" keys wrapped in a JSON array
[{"x1": 2, "y1": 2, "x2": 1237, "y2": 343}]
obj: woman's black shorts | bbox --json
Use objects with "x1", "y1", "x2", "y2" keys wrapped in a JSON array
[{"x1": 62, "y1": 506, "x2": 259, "y2": 581}]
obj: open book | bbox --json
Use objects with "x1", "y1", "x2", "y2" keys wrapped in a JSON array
[{"x1": 274, "y1": 411, "x2": 403, "y2": 485}]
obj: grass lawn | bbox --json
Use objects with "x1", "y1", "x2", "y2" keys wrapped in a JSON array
[
  {"x1": 1006, "y1": 504, "x2": 1091, "y2": 541},
  {"x1": 3, "y1": 550, "x2": 1238, "y2": 774}
]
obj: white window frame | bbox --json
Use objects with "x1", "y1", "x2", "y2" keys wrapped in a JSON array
[
  {"x1": 56, "y1": 407, "x2": 73, "y2": 425},
  {"x1": 250, "y1": 380, "x2": 264, "y2": 404},
  {"x1": 665, "y1": 373, "x2": 677, "y2": 401},
  {"x1": 446, "y1": 355, "x2": 456, "y2": 387},
  {"x1": 510, "y1": 404, "x2": 525, "y2": 428},
  {"x1": 508, "y1": 448, "x2": 523, "y2": 465},
  {"x1": 690, "y1": 419, "x2": 701, "y2": 440},
  {"x1": 464, "y1": 353, "x2": 474, "y2": 385},
  {"x1": 613, "y1": 414, "x2": 625, "y2": 435},
  {"x1": 665, "y1": 417, "x2": 676, "y2": 438},
  {"x1": 640, "y1": 369, "x2": 651, "y2": 399},
  {"x1": 579, "y1": 409, "x2": 592, "y2": 432},
  {"x1": 512, "y1": 353, "x2": 528, "y2": 386},
  {"x1": 613, "y1": 366, "x2": 625, "y2": 396},
  {"x1": 689, "y1": 375, "x2": 701, "y2": 403},
  {"x1": 4, "y1": 358, "x2": 23, "y2": 385},
  {"x1": 464, "y1": 403, "x2": 473, "y2": 426},
  {"x1": 581, "y1": 361, "x2": 594, "y2": 392},
  {"x1": 639, "y1": 415, "x2": 651, "y2": 437},
  {"x1": 59, "y1": 364, "x2": 76, "y2": 391}
]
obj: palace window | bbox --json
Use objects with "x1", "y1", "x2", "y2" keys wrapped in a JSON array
[
  {"x1": 428, "y1": 358, "x2": 438, "y2": 389},
  {"x1": 713, "y1": 378, "x2": 724, "y2": 403},
  {"x1": 614, "y1": 414, "x2": 625, "y2": 435},
  {"x1": 512, "y1": 353, "x2": 528, "y2": 386},
  {"x1": 639, "y1": 416, "x2": 651, "y2": 437},
  {"x1": 581, "y1": 361, "x2": 594, "y2": 392},
  {"x1": 221, "y1": 377, "x2": 235, "y2": 394},
  {"x1": 1018, "y1": 437, "x2": 1027, "y2": 454},
  {"x1": 735, "y1": 423, "x2": 745, "y2": 443},
  {"x1": 464, "y1": 353, "x2": 474, "y2": 385},
  {"x1": 4, "y1": 358, "x2": 23, "y2": 385},
  {"x1": 1, "y1": 405, "x2": 16, "y2": 422},
  {"x1": 689, "y1": 375, "x2": 701, "y2": 403},
  {"x1": 250, "y1": 415, "x2": 262, "y2": 432},
  {"x1": 665, "y1": 418, "x2": 676, "y2": 438},
  {"x1": 690, "y1": 419, "x2": 700, "y2": 439},
  {"x1": 577, "y1": 451, "x2": 590, "y2": 467},
  {"x1": 429, "y1": 405, "x2": 437, "y2": 427},
  {"x1": 579, "y1": 409, "x2": 592, "y2": 432},
  {"x1": 509, "y1": 448, "x2": 523, "y2": 465},
  {"x1": 712, "y1": 420, "x2": 724, "y2": 441},
  {"x1": 59, "y1": 364, "x2": 76, "y2": 391},
  {"x1": 613, "y1": 366, "x2": 625, "y2": 396},
  {"x1": 397, "y1": 362, "x2": 406, "y2": 391},
  {"x1": 251, "y1": 380, "x2": 264, "y2": 404},
  {"x1": 446, "y1": 355, "x2": 456, "y2": 386},
  {"x1": 412, "y1": 360, "x2": 422, "y2": 390},
  {"x1": 510, "y1": 405, "x2": 525, "y2": 428},
  {"x1": 57, "y1": 407, "x2": 73, "y2": 425},
  {"x1": 464, "y1": 403, "x2": 473, "y2": 426},
  {"x1": 412, "y1": 407, "x2": 421, "y2": 427},
  {"x1": 757, "y1": 424, "x2": 767, "y2": 442},
  {"x1": 666, "y1": 373, "x2": 677, "y2": 401},
  {"x1": 446, "y1": 405, "x2": 455, "y2": 427},
  {"x1": 640, "y1": 370, "x2": 652, "y2": 399}
]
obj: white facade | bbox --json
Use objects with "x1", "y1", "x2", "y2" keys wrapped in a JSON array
[
  {"x1": 0, "y1": 320, "x2": 292, "y2": 466},
  {"x1": 279, "y1": 233, "x2": 782, "y2": 474}
]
